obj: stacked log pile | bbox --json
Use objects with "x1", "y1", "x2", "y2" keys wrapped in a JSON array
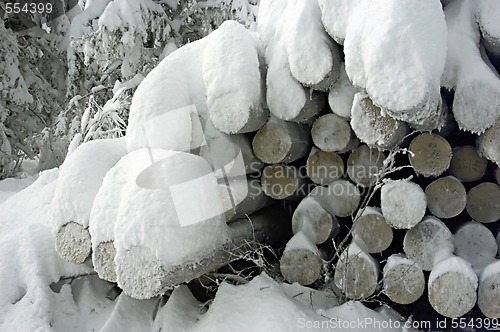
[{"x1": 51, "y1": 0, "x2": 500, "y2": 322}]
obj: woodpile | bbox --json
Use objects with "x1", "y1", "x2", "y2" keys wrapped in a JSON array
[{"x1": 53, "y1": 2, "x2": 500, "y2": 322}]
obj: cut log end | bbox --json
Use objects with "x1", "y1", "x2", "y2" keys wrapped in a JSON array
[
  {"x1": 449, "y1": 145, "x2": 488, "y2": 182},
  {"x1": 306, "y1": 149, "x2": 344, "y2": 185},
  {"x1": 383, "y1": 258, "x2": 425, "y2": 305},
  {"x1": 454, "y1": 222, "x2": 497, "y2": 272},
  {"x1": 311, "y1": 180, "x2": 361, "y2": 217},
  {"x1": 347, "y1": 144, "x2": 385, "y2": 187},
  {"x1": 409, "y1": 132, "x2": 452, "y2": 177},
  {"x1": 280, "y1": 248, "x2": 323, "y2": 286},
  {"x1": 93, "y1": 241, "x2": 117, "y2": 283},
  {"x1": 466, "y1": 182, "x2": 500, "y2": 223},
  {"x1": 478, "y1": 262, "x2": 500, "y2": 318},
  {"x1": 381, "y1": 180, "x2": 427, "y2": 229},
  {"x1": 292, "y1": 198, "x2": 338, "y2": 245},
  {"x1": 261, "y1": 164, "x2": 306, "y2": 200},
  {"x1": 352, "y1": 209, "x2": 393, "y2": 254},
  {"x1": 312, "y1": 113, "x2": 353, "y2": 153},
  {"x1": 477, "y1": 121, "x2": 500, "y2": 166},
  {"x1": 425, "y1": 176, "x2": 467, "y2": 219},
  {"x1": 55, "y1": 222, "x2": 92, "y2": 264}
]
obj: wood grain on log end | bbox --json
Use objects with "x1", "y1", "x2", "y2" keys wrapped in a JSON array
[
  {"x1": 466, "y1": 182, "x2": 500, "y2": 223},
  {"x1": 280, "y1": 232, "x2": 323, "y2": 285},
  {"x1": 409, "y1": 132, "x2": 452, "y2": 177},
  {"x1": 352, "y1": 207, "x2": 393, "y2": 254},
  {"x1": 306, "y1": 149, "x2": 344, "y2": 185},
  {"x1": 292, "y1": 197, "x2": 338, "y2": 245},
  {"x1": 381, "y1": 180, "x2": 426, "y2": 229},
  {"x1": 55, "y1": 222, "x2": 92, "y2": 264},
  {"x1": 425, "y1": 176, "x2": 466, "y2": 219},
  {"x1": 310, "y1": 179, "x2": 361, "y2": 217},
  {"x1": 477, "y1": 121, "x2": 500, "y2": 166},
  {"x1": 347, "y1": 145, "x2": 385, "y2": 187},
  {"x1": 478, "y1": 261, "x2": 500, "y2": 318},
  {"x1": 334, "y1": 243, "x2": 379, "y2": 300},
  {"x1": 449, "y1": 145, "x2": 488, "y2": 182},
  {"x1": 454, "y1": 222, "x2": 498, "y2": 272},
  {"x1": 312, "y1": 113, "x2": 353, "y2": 153},
  {"x1": 261, "y1": 164, "x2": 306, "y2": 200},
  {"x1": 93, "y1": 241, "x2": 117, "y2": 282},
  {"x1": 382, "y1": 255, "x2": 425, "y2": 305},
  {"x1": 403, "y1": 216, "x2": 453, "y2": 271}
]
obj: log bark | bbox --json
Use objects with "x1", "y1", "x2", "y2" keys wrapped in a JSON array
[
  {"x1": 382, "y1": 254, "x2": 425, "y2": 305},
  {"x1": 347, "y1": 145, "x2": 385, "y2": 187},
  {"x1": 408, "y1": 133, "x2": 452, "y2": 177},
  {"x1": 428, "y1": 256, "x2": 478, "y2": 318},
  {"x1": 352, "y1": 207, "x2": 393, "y2": 254},
  {"x1": 453, "y1": 221, "x2": 498, "y2": 273},
  {"x1": 261, "y1": 164, "x2": 308, "y2": 200},
  {"x1": 311, "y1": 113, "x2": 354, "y2": 153},
  {"x1": 306, "y1": 148, "x2": 344, "y2": 185},
  {"x1": 449, "y1": 145, "x2": 488, "y2": 182},
  {"x1": 380, "y1": 180, "x2": 427, "y2": 229},
  {"x1": 465, "y1": 182, "x2": 500, "y2": 223},
  {"x1": 116, "y1": 206, "x2": 292, "y2": 299},
  {"x1": 477, "y1": 121, "x2": 500, "y2": 166},
  {"x1": 403, "y1": 216, "x2": 454, "y2": 271},
  {"x1": 291, "y1": 196, "x2": 338, "y2": 245},
  {"x1": 350, "y1": 93, "x2": 409, "y2": 150},
  {"x1": 252, "y1": 116, "x2": 311, "y2": 164},
  {"x1": 334, "y1": 242, "x2": 379, "y2": 300},
  {"x1": 478, "y1": 260, "x2": 500, "y2": 318},
  {"x1": 425, "y1": 176, "x2": 467, "y2": 219},
  {"x1": 309, "y1": 179, "x2": 361, "y2": 217},
  {"x1": 280, "y1": 231, "x2": 323, "y2": 285},
  {"x1": 55, "y1": 222, "x2": 92, "y2": 264}
]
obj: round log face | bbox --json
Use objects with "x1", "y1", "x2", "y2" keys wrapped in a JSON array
[
  {"x1": 292, "y1": 200, "x2": 337, "y2": 244},
  {"x1": 280, "y1": 248, "x2": 323, "y2": 285},
  {"x1": 312, "y1": 113, "x2": 352, "y2": 152},
  {"x1": 409, "y1": 133, "x2": 452, "y2": 177},
  {"x1": 425, "y1": 176, "x2": 467, "y2": 219},
  {"x1": 403, "y1": 216, "x2": 453, "y2": 271},
  {"x1": 449, "y1": 146, "x2": 488, "y2": 182},
  {"x1": 93, "y1": 241, "x2": 117, "y2": 282},
  {"x1": 306, "y1": 150, "x2": 344, "y2": 185},
  {"x1": 261, "y1": 165, "x2": 301, "y2": 200},
  {"x1": 311, "y1": 180, "x2": 361, "y2": 217},
  {"x1": 253, "y1": 124, "x2": 292, "y2": 164},
  {"x1": 334, "y1": 251, "x2": 378, "y2": 300},
  {"x1": 381, "y1": 181, "x2": 427, "y2": 229},
  {"x1": 454, "y1": 222, "x2": 498, "y2": 271},
  {"x1": 383, "y1": 263, "x2": 425, "y2": 305},
  {"x1": 428, "y1": 271, "x2": 477, "y2": 318},
  {"x1": 478, "y1": 262, "x2": 500, "y2": 318},
  {"x1": 466, "y1": 182, "x2": 500, "y2": 223},
  {"x1": 477, "y1": 121, "x2": 500, "y2": 166},
  {"x1": 352, "y1": 213, "x2": 393, "y2": 253},
  {"x1": 55, "y1": 222, "x2": 92, "y2": 264},
  {"x1": 347, "y1": 145, "x2": 385, "y2": 187}
]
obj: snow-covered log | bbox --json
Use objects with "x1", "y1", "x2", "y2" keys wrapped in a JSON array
[
  {"x1": 478, "y1": 260, "x2": 500, "y2": 318},
  {"x1": 54, "y1": 138, "x2": 127, "y2": 264},
  {"x1": 311, "y1": 113, "x2": 355, "y2": 153},
  {"x1": 428, "y1": 256, "x2": 478, "y2": 318},
  {"x1": 351, "y1": 93, "x2": 409, "y2": 150},
  {"x1": 382, "y1": 254, "x2": 425, "y2": 305},
  {"x1": 380, "y1": 180, "x2": 427, "y2": 229},
  {"x1": 252, "y1": 117, "x2": 311, "y2": 164},
  {"x1": 280, "y1": 231, "x2": 323, "y2": 285},
  {"x1": 347, "y1": 145, "x2": 385, "y2": 187},
  {"x1": 449, "y1": 145, "x2": 488, "y2": 182},
  {"x1": 334, "y1": 242, "x2": 379, "y2": 300},
  {"x1": 260, "y1": 164, "x2": 307, "y2": 200},
  {"x1": 476, "y1": 0, "x2": 500, "y2": 62},
  {"x1": 321, "y1": 0, "x2": 447, "y2": 129},
  {"x1": 305, "y1": 148, "x2": 344, "y2": 185},
  {"x1": 408, "y1": 133, "x2": 452, "y2": 177},
  {"x1": 309, "y1": 179, "x2": 361, "y2": 217},
  {"x1": 352, "y1": 207, "x2": 393, "y2": 254},
  {"x1": 403, "y1": 216, "x2": 454, "y2": 271},
  {"x1": 453, "y1": 222, "x2": 498, "y2": 273},
  {"x1": 291, "y1": 196, "x2": 338, "y2": 245},
  {"x1": 477, "y1": 120, "x2": 500, "y2": 165},
  {"x1": 465, "y1": 182, "x2": 500, "y2": 223},
  {"x1": 328, "y1": 63, "x2": 359, "y2": 119},
  {"x1": 425, "y1": 176, "x2": 467, "y2": 219},
  {"x1": 442, "y1": 0, "x2": 500, "y2": 133}
]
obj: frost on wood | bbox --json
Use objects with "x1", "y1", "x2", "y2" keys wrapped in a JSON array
[
  {"x1": 328, "y1": 63, "x2": 359, "y2": 119},
  {"x1": 428, "y1": 256, "x2": 478, "y2": 318},
  {"x1": 382, "y1": 254, "x2": 425, "y2": 305},
  {"x1": 425, "y1": 176, "x2": 467, "y2": 219},
  {"x1": 309, "y1": 179, "x2": 361, "y2": 217},
  {"x1": 403, "y1": 216, "x2": 454, "y2": 271},
  {"x1": 292, "y1": 196, "x2": 338, "y2": 245},
  {"x1": 53, "y1": 137, "x2": 127, "y2": 264},
  {"x1": 408, "y1": 133, "x2": 452, "y2": 177},
  {"x1": 453, "y1": 222, "x2": 498, "y2": 273},
  {"x1": 351, "y1": 93, "x2": 409, "y2": 150},
  {"x1": 478, "y1": 260, "x2": 500, "y2": 318},
  {"x1": 381, "y1": 180, "x2": 426, "y2": 229},
  {"x1": 476, "y1": 0, "x2": 500, "y2": 61},
  {"x1": 334, "y1": 242, "x2": 379, "y2": 300},
  {"x1": 306, "y1": 148, "x2": 344, "y2": 185},
  {"x1": 449, "y1": 145, "x2": 488, "y2": 182},
  {"x1": 352, "y1": 207, "x2": 393, "y2": 254},
  {"x1": 442, "y1": 0, "x2": 500, "y2": 133},
  {"x1": 465, "y1": 182, "x2": 500, "y2": 223},
  {"x1": 477, "y1": 120, "x2": 500, "y2": 165}
]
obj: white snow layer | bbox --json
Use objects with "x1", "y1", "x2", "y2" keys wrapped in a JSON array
[
  {"x1": 52, "y1": 137, "x2": 127, "y2": 231},
  {"x1": 328, "y1": 63, "x2": 359, "y2": 119},
  {"x1": 442, "y1": 0, "x2": 500, "y2": 133},
  {"x1": 480, "y1": 260, "x2": 500, "y2": 283},
  {"x1": 381, "y1": 180, "x2": 427, "y2": 229},
  {"x1": 324, "y1": 0, "x2": 447, "y2": 127},
  {"x1": 476, "y1": 0, "x2": 500, "y2": 40},
  {"x1": 429, "y1": 256, "x2": 478, "y2": 288}
]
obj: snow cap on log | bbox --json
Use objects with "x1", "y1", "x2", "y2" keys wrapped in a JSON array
[
  {"x1": 478, "y1": 260, "x2": 500, "y2": 318},
  {"x1": 382, "y1": 254, "x2": 425, "y2": 305},
  {"x1": 292, "y1": 197, "x2": 338, "y2": 245},
  {"x1": 328, "y1": 63, "x2": 359, "y2": 119},
  {"x1": 381, "y1": 180, "x2": 426, "y2": 229},
  {"x1": 477, "y1": 120, "x2": 500, "y2": 165}
]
